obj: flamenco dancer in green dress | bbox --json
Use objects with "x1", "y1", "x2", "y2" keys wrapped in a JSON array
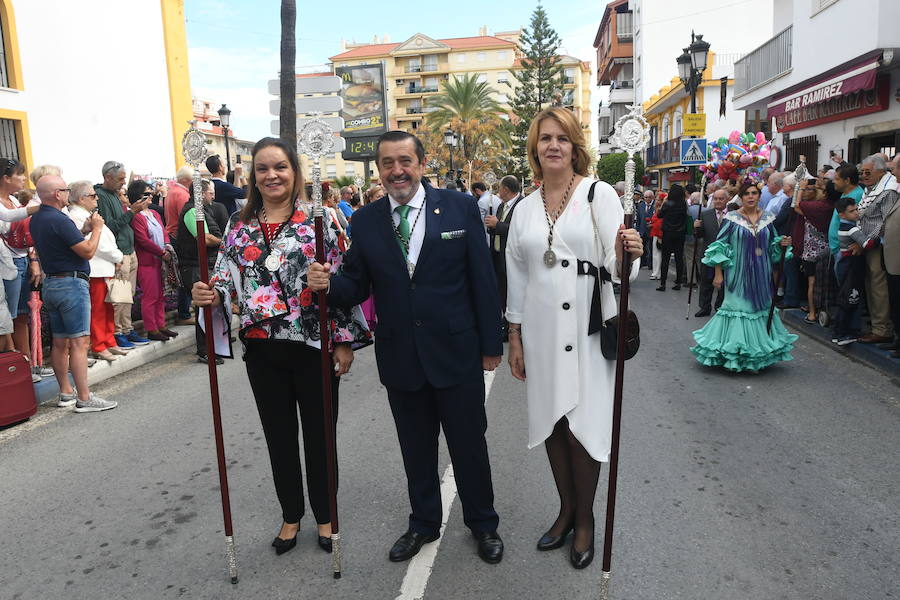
[{"x1": 691, "y1": 181, "x2": 798, "y2": 372}]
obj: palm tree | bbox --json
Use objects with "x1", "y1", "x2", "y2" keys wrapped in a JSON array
[
  {"x1": 279, "y1": 0, "x2": 296, "y2": 143},
  {"x1": 425, "y1": 73, "x2": 505, "y2": 128}
]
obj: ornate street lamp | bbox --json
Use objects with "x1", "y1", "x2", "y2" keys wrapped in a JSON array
[
  {"x1": 444, "y1": 128, "x2": 458, "y2": 183},
  {"x1": 217, "y1": 104, "x2": 232, "y2": 172}
]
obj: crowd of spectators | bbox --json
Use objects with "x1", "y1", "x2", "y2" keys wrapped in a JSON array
[{"x1": 633, "y1": 153, "x2": 899, "y2": 359}]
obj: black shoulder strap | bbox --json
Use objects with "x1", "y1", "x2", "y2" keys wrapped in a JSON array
[{"x1": 587, "y1": 180, "x2": 599, "y2": 203}]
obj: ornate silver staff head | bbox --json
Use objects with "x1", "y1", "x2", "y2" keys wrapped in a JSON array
[
  {"x1": 610, "y1": 104, "x2": 651, "y2": 216},
  {"x1": 353, "y1": 174, "x2": 364, "y2": 192},
  {"x1": 181, "y1": 120, "x2": 210, "y2": 219},
  {"x1": 483, "y1": 170, "x2": 497, "y2": 191},
  {"x1": 297, "y1": 114, "x2": 336, "y2": 217}
]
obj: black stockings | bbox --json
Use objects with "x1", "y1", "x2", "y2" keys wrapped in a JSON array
[{"x1": 544, "y1": 417, "x2": 602, "y2": 552}]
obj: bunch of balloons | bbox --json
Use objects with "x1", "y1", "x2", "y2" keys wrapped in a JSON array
[{"x1": 700, "y1": 131, "x2": 771, "y2": 183}]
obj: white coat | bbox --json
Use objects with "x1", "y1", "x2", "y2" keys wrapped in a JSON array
[
  {"x1": 67, "y1": 204, "x2": 123, "y2": 278},
  {"x1": 505, "y1": 178, "x2": 639, "y2": 462}
]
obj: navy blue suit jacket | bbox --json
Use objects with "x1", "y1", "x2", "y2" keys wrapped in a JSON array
[{"x1": 328, "y1": 182, "x2": 502, "y2": 391}]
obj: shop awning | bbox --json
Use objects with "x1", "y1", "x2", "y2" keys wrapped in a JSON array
[{"x1": 767, "y1": 52, "x2": 882, "y2": 117}]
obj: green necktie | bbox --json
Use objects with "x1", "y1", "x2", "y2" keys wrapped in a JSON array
[{"x1": 395, "y1": 204, "x2": 411, "y2": 257}]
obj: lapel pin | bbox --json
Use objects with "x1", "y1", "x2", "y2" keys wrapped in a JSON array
[{"x1": 434, "y1": 208, "x2": 440, "y2": 214}]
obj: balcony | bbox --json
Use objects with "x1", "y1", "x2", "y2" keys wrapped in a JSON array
[
  {"x1": 646, "y1": 136, "x2": 682, "y2": 167},
  {"x1": 608, "y1": 79, "x2": 634, "y2": 105},
  {"x1": 734, "y1": 26, "x2": 792, "y2": 97},
  {"x1": 615, "y1": 12, "x2": 633, "y2": 40}
]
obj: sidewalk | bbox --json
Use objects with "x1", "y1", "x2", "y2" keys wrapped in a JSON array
[
  {"x1": 780, "y1": 308, "x2": 900, "y2": 378},
  {"x1": 32, "y1": 323, "x2": 197, "y2": 406}
]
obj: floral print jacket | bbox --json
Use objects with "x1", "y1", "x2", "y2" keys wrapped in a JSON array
[{"x1": 209, "y1": 202, "x2": 371, "y2": 351}]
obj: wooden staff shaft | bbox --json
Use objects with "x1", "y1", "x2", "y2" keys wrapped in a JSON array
[
  {"x1": 602, "y1": 212, "x2": 633, "y2": 575},
  {"x1": 196, "y1": 217, "x2": 238, "y2": 584},
  {"x1": 313, "y1": 213, "x2": 342, "y2": 579}
]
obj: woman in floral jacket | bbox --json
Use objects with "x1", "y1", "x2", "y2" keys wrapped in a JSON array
[{"x1": 193, "y1": 137, "x2": 371, "y2": 557}]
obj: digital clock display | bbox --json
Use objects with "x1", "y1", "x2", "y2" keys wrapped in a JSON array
[{"x1": 342, "y1": 136, "x2": 378, "y2": 160}]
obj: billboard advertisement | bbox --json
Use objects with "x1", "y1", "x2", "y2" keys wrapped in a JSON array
[{"x1": 335, "y1": 63, "x2": 388, "y2": 139}]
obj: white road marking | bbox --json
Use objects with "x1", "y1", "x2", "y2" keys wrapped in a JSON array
[{"x1": 395, "y1": 369, "x2": 497, "y2": 600}]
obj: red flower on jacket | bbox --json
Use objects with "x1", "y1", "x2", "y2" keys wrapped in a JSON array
[
  {"x1": 291, "y1": 210, "x2": 307, "y2": 223},
  {"x1": 243, "y1": 246, "x2": 262, "y2": 262},
  {"x1": 299, "y1": 287, "x2": 314, "y2": 307},
  {"x1": 245, "y1": 326, "x2": 267, "y2": 339}
]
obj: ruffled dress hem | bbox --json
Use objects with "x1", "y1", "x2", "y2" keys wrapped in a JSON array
[{"x1": 691, "y1": 307, "x2": 798, "y2": 372}]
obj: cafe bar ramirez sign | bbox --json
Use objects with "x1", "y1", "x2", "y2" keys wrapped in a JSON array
[{"x1": 767, "y1": 54, "x2": 890, "y2": 133}]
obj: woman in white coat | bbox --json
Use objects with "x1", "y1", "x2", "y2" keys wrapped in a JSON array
[
  {"x1": 67, "y1": 181, "x2": 125, "y2": 362},
  {"x1": 506, "y1": 107, "x2": 643, "y2": 569}
]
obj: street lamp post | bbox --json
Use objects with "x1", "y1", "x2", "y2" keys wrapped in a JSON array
[
  {"x1": 443, "y1": 128, "x2": 458, "y2": 184},
  {"x1": 217, "y1": 104, "x2": 232, "y2": 172},
  {"x1": 676, "y1": 32, "x2": 710, "y2": 185}
]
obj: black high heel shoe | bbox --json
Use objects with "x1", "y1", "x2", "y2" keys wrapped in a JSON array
[
  {"x1": 536, "y1": 523, "x2": 573, "y2": 551},
  {"x1": 272, "y1": 534, "x2": 297, "y2": 555},
  {"x1": 317, "y1": 535, "x2": 333, "y2": 553},
  {"x1": 569, "y1": 533, "x2": 595, "y2": 569}
]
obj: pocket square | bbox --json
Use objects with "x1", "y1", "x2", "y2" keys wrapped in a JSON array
[{"x1": 441, "y1": 230, "x2": 466, "y2": 240}]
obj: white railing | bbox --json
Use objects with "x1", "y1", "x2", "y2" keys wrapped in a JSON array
[{"x1": 734, "y1": 26, "x2": 792, "y2": 97}]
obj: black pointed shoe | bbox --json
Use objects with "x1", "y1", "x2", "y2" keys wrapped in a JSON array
[
  {"x1": 536, "y1": 523, "x2": 573, "y2": 551},
  {"x1": 569, "y1": 539, "x2": 595, "y2": 569},
  {"x1": 271, "y1": 534, "x2": 297, "y2": 555},
  {"x1": 389, "y1": 530, "x2": 439, "y2": 562},
  {"x1": 473, "y1": 530, "x2": 504, "y2": 564},
  {"x1": 318, "y1": 535, "x2": 333, "y2": 553}
]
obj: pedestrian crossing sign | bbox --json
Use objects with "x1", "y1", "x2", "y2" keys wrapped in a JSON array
[{"x1": 680, "y1": 138, "x2": 707, "y2": 166}]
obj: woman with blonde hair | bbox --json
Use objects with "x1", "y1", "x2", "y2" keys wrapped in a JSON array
[
  {"x1": 67, "y1": 181, "x2": 126, "y2": 361},
  {"x1": 505, "y1": 107, "x2": 643, "y2": 569}
]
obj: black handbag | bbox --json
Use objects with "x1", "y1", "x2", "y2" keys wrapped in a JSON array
[{"x1": 585, "y1": 181, "x2": 640, "y2": 361}]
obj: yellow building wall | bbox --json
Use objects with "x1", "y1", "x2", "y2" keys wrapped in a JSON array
[{"x1": 159, "y1": 0, "x2": 193, "y2": 170}]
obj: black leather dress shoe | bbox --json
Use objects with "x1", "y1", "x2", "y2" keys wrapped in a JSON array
[
  {"x1": 656, "y1": 285, "x2": 666, "y2": 291},
  {"x1": 389, "y1": 530, "x2": 439, "y2": 562},
  {"x1": 318, "y1": 535, "x2": 333, "y2": 553},
  {"x1": 694, "y1": 308, "x2": 711, "y2": 318},
  {"x1": 536, "y1": 524, "x2": 573, "y2": 551},
  {"x1": 672, "y1": 284, "x2": 682, "y2": 290},
  {"x1": 473, "y1": 530, "x2": 504, "y2": 564},
  {"x1": 569, "y1": 539, "x2": 594, "y2": 569},
  {"x1": 271, "y1": 535, "x2": 297, "y2": 555}
]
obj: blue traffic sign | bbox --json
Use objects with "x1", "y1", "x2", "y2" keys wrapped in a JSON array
[{"x1": 680, "y1": 138, "x2": 707, "y2": 166}]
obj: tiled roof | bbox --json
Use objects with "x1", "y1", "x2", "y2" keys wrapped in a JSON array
[{"x1": 330, "y1": 35, "x2": 515, "y2": 61}]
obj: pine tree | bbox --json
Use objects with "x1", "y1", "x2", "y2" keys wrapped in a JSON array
[{"x1": 508, "y1": 3, "x2": 565, "y2": 182}]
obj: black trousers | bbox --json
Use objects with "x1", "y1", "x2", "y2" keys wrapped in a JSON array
[
  {"x1": 660, "y1": 234, "x2": 686, "y2": 286},
  {"x1": 491, "y1": 250, "x2": 508, "y2": 335},
  {"x1": 887, "y1": 272, "x2": 900, "y2": 342},
  {"x1": 698, "y1": 265, "x2": 724, "y2": 312},
  {"x1": 244, "y1": 340, "x2": 339, "y2": 524},
  {"x1": 387, "y1": 373, "x2": 499, "y2": 537}
]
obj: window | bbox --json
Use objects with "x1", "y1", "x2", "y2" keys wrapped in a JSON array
[
  {"x1": 811, "y1": 0, "x2": 839, "y2": 15},
  {"x1": 476, "y1": 73, "x2": 487, "y2": 83},
  {"x1": 674, "y1": 110, "x2": 683, "y2": 137},
  {"x1": 496, "y1": 93, "x2": 508, "y2": 104},
  {"x1": 344, "y1": 163, "x2": 357, "y2": 176},
  {"x1": 326, "y1": 153, "x2": 336, "y2": 160},
  {"x1": 0, "y1": 117, "x2": 18, "y2": 159},
  {"x1": 497, "y1": 71, "x2": 509, "y2": 83},
  {"x1": 326, "y1": 165, "x2": 337, "y2": 178},
  {"x1": 423, "y1": 55, "x2": 438, "y2": 71},
  {"x1": 477, "y1": 52, "x2": 486, "y2": 62},
  {"x1": 497, "y1": 50, "x2": 507, "y2": 61},
  {"x1": 564, "y1": 68, "x2": 575, "y2": 85},
  {"x1": 457, "y1": 53, "x2": 466, "y2": 63}
]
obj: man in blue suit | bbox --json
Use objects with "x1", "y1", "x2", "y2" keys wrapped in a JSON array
[{"x1": 308, "y1": 131, "x2": 504, "y2": 564}]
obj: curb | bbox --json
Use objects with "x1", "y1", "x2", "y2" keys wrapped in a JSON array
[
  {"x1": 781, "y1": 308, "x2": 900, "y2": 379},
  {"x1": 33, "y1": 324, "x2": 196, "y2": 407}
]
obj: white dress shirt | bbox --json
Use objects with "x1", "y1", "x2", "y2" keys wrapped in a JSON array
[{"x1": 389, "y1": 182, "x2": 427, "y2": 267}]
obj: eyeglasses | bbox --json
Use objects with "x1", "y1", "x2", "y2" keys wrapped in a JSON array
[
  {"x1": 85, "y1": 192, "x2": 98, "y2": 198},
  {"x1": 141, "y1": 192, "x2": 153, "y2": 198}
]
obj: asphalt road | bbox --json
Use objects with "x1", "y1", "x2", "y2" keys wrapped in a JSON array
[{"x1": 1, "y1": 271, "x2": 898, "y2": 600}]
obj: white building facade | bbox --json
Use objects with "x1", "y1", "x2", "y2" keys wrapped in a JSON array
[
  {"x1": 0, "y1": 0, "x2": 192, "y2": 183},
  {"x1": 627, "y1": 0, "x2": 774, "y2": 109},
  {"x1": 734, "y1": 0, "x2": 900, "y2": 171}
]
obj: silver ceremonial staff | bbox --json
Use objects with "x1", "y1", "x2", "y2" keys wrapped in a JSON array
[
  {"x1": 181, "y1": 121, "x2": 238, "y2": 584},
  {"x1": 298, "y1": 116, "x2": 343, "y2": 579},
  {"x1": 600, "y1": 105, "x2": 650, "y2": 600}
]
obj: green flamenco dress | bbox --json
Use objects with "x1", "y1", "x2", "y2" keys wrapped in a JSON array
[{"x1": 691, "y1": 212, "x2": 798, "y2": 372}]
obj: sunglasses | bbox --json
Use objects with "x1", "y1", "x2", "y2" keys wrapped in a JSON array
[{"x1": 141, "y1": 192, "x2": 153, "y2": 198}]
